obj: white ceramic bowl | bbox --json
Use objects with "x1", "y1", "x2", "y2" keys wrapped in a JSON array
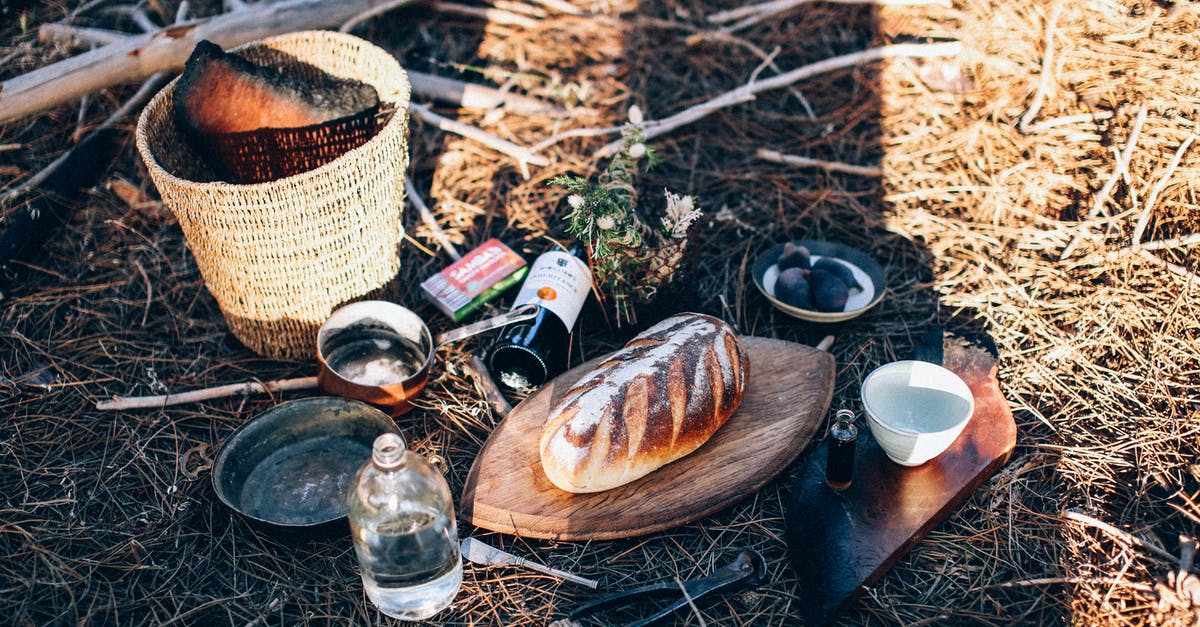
[{"x1": 860, "y1": 360, "x2": 974, "y2": 466}]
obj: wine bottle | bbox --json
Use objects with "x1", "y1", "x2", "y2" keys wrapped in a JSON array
[{"x1": 487, "y1": 245, "x2": 591, "y2": 392}]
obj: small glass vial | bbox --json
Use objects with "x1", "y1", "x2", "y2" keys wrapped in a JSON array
[
  {"x1": 347, "y1": 433, "x2": 462, "y2": 620},
  {"x1": 825, "y1": 409, "x2": 858, "y2": 491}
]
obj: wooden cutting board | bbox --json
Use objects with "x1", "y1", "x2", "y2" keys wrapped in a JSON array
[
  {"x1": 785, "y1": 337, "x2": 1017, "y2": 624},
  {"x1": 459, "y1": 336, "x2": 836, "y2": 540}
]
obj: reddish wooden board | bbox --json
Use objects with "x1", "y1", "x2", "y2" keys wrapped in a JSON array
[
  {"x1": 785, "y1": 339, "x2": 1017, "y2": 624},
  {"x1": 460, "y1": 336, "x2": 835, "y2": 540}
]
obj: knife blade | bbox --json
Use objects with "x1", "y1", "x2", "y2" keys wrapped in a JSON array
[{"x1": 460, "y1": 537, "x2": 599, "y2": 588}]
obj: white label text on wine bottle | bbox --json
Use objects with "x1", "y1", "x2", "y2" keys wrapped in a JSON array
[{"x1": 512, "y1": 251, "x2": 592, "y2": 328}]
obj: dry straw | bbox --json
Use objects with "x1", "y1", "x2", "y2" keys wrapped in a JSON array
[{"x1": 135, "y1": 30, "x2": 411, "y2": 359}]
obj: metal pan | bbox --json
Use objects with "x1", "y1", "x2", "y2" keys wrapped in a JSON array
[
  {"x1": 316, "y1": 300, "x2": 536, "y2": 415},
  {"x1": 211, "y1": 396, "x2": 398, "y2": 534}
]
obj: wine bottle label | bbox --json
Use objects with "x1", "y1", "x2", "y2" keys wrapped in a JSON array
[{"x1": 512, "y1": 251, "x2": 592, "y2": 328}]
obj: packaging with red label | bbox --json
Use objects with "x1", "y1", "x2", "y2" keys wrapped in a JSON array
[{"x1": 420, "y1": 239, "x2": 528, "y2": 320}]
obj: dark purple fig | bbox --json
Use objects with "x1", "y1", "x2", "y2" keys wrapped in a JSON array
[
  {"x1": 775, "y1": 267, "x2": 812, "y2": 308},
  {"x1": 811, "y1": 257, "x2": 862, "y2": 291},
  {"x1": 777, "y1": 243, "x2": 811, "y2": 271},
  {"x1": 809, "y1": 269, "x2": 849, "y2": 312}
]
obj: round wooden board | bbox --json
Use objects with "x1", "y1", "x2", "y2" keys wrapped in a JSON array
[{"x1": 459, "y1": 336, "x2": 836, "y2": 540}]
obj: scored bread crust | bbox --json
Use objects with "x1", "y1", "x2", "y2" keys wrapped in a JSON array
[{"x1": 539, "y1": 313, "x2": 749, "y2": 493}]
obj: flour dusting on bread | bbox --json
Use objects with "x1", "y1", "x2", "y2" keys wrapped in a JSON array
[{"x1": 539, "y1": 313, "x2": 748, "y2": 493}]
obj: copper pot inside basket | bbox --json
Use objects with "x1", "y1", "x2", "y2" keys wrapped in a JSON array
[{"x1": 316, "y1": 301, "x2": 536, "y2": 415}]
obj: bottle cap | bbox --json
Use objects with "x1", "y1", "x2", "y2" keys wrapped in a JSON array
[{"x1": 372, "y1": 432, "x2": 408, "y2": 470}]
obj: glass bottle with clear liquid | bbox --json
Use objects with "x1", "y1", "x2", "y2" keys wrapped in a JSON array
[{"x1": 347, "y1": 433, "x2": 462, "y2": 620}]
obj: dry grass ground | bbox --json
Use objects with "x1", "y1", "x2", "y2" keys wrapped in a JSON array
[{"x1": 2, "y1": 0, "x2": 1199, "y2": 625}]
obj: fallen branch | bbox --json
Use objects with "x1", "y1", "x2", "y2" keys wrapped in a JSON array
[
  {"x1": 755, "y1": 148, "x2": 882, "y2": 177},
  {"x1": 96, "y1": 376, "x2": 319, "y2": 410},
  {"x1": 37, "y1": 23, "x2": 563, "y2": 116},
  {"x1": 411, "y1": 102, "x2": 550, "y2": 179},
  {"x1": 407, "y1": 71, "x2": 564, "y2": 115},
  {"x1": 597, "y1": 41, "x2": 964, "y2": 157},
  {"x1": 0, "y1": 0, "x2": 422, "y2": 125}
]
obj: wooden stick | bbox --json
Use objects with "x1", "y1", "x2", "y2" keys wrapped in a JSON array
[
  {"x1": 1017, "y1": 1, "x2": 1063, "y2": 134},
  {"x1": 406, "y1": 178, "x2": 462, "y2": 260},
  {"x1": 1060, "y1": 103, "x2": 1146, "y2": 259},
  {"x1": 410, "y1": 102, "x2": 550, "y2": 178},
  {"x1": 525, "y1": 0, "x2": 583, "y2": 16},
  {"x1": 1131, "y1": 132, "x2": 1195, "y2": 247},
  {"x1": 436, "y1": 1, "x2": 538, "y2": 28},
  {"x1": 96, "y1": 376, "x2": 319, "y2": 410},
  {"x1": 407, "y1": 70, "x2": 563, "y2": 115},
  {"x1": 597, "y1": 41, "x2": 963, "y2": 157},
  {"x1": 756, "y1": 148, "x2": 882, "y2": 177},
  {"x1": 0, "y1": 73, "x2": 168, "y2": 205},
  {"x1": 0, "y1": 0, "x2": 422, "y2": 125},
  {"x1": 684, "y1": 28, "x2": 816, "y2": 119},
  {"x1": 1063, "y1": 509, "x2": 1178, "y2": 564}
]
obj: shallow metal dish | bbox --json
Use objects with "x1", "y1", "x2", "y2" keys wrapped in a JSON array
[
  {"x1": 211, "y1": 396, "x2": 398, "y2": 531},
  {"x1": 752, "y1": 240, "x2": 886, "y2": 323}
]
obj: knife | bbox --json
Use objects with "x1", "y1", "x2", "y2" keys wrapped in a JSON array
[{"x1": 460, "y1": 537, "x2": 599, "y2": 588}]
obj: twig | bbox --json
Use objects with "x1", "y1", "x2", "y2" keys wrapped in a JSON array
[
  {"x1": 597, "y1": 41, "x2": 964, "y2": 157},
  {"x1": 1060, "y1": 103, "x2": 1146, "y2": 259},
  {"x1": 1135, "y1": 249, "x2": 1200, "y2": 286},
  {"x1": 0, "y1": 72, "x2": 169, "y2": 206},
  {"x1": 756, "y1": 148, "x2": 882, "y2": 177},
  {"x1": 675, "y1": 576, "x2": 707, "y2": 627},
  {"x1": 709, "y1": 0, "x2": 952, "y2": 34},
  {"x1": 1131, "y1": 132, "x2": 1195, "y2": 246},
  {"x1": 1063, "y1": 509, "x2": 1178, "y2": 564},
  {"x1": 406, "y1": 179, "x2": 462, "y2": 260},
  {"x1": 683, "y1": 28, "x2": 815, "y2": 119},
  {"x1": 975, "y1": 576, "x2": 1154, "y2": 593},
  {"x1": 407, "y1": 71, "x2": 563, "y2": 115},
  {"x1": 525, "y1": 0, "x2": 584, "y2": 15},
  {"x1": 96, "y1": 376, "x2": 319, "y2": 410},
  {"x1": 435, "y1": 1, "x2": 539, "y2": 28},
  {"x1": 530, "y1": 123, "x2": 626, "y2": 153},
  {"x1": 1017, "y1": 2, "x2": 1063, "y2": 134},
  {"x1": 410, "y1": 102, "x2": 550, "y2": 179}
]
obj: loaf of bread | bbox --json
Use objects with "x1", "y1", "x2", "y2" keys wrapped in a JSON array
[{"x1": 539, "y1": 313, "x2": 749, "y2": 493}]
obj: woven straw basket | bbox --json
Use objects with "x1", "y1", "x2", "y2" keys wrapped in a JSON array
[{"x1": 136, "y1": 31, "x2": 411, "y2": 360}]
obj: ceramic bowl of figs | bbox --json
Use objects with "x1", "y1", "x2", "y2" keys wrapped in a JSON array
[{"x1": 752, "y1": 240, "x2": 886, "y2": 323}]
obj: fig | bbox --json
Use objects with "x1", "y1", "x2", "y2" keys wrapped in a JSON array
[
  {"x1": 777, "y1": 243, "x2": 811, "y2": 271},
  {"x1": 774, "y1": 267, "x2": 812, "y2": 308},
  {"x1": 811, "y1": 257, "x2": 862, "y2": 291},
  {"x1": 809, "y1": 269, "x2": 850, "y2": 312}
]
